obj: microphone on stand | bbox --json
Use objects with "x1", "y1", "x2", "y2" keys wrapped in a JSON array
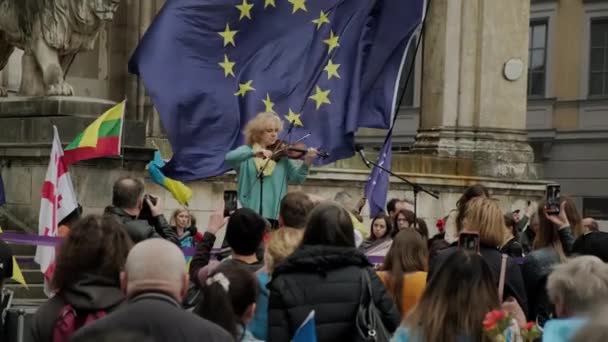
[{"x1": 355, "y1": 144, "x2": 371, "y2": 168}]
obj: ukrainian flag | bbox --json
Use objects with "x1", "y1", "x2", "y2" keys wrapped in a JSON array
[{"x1": 147, "y1": 151, "x2": 193, "y2": 206}]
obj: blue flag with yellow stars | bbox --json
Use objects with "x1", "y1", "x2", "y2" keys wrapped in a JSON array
[{"x1": 129, "y1": 0, "x2": 426, "y2": 181}]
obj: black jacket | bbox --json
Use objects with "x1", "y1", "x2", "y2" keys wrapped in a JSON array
[
  {"x1": 500, "y1": 238, "x2": 524, "y2": 259},
  {"x1": 104, "y1": 206, "x2": 178, "y2": 245},
  {"x1": 520, "y1": 228, "x2": 535, "y2": 254},
  {"x1": 521, "y1": 247, "x2": 562, "y2": 326},
  {"x1": 430, "y1": 245, "x2": 529, "y2": 317},
  {"x1": 268, "y1": 245, "x2": 400, "y2": 342},
  {"x1": 189, "y1": 232, "x2": 264, "y2": 288},
  {"x1": 71, "y1": 292, "x2": 232, "y2": 342},
  {"x1": 31, "y1": 274, "x2": 125, "y2": 342}
]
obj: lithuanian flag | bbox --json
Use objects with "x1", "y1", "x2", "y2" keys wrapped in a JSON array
[{"x1": 63, "y1": 101, "x2": 125, "y2": 165}]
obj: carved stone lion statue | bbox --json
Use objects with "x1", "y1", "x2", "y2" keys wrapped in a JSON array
[{"x1": 0, "y1": 0, "x2": 121, "y2": 96}]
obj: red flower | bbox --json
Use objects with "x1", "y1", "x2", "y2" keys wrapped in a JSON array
[
  {"x1": 436, "y1": 218, "x2": 446, "y2": 232},
  {"x1": 483, "y1": 318, "x2": 497, "y2": 331},
  {"x1": 483, "y1": 310, "x2": 507, "y2": 331},
  {"x1": 524, "y1": 322, "x2": 535, "y2": 330}
]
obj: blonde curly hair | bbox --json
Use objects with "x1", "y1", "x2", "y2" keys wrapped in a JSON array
[
  {"x1": 243, "y1": 112, "x2": 283, "y2": 145},
  {"x1": 264, "y1": 228, "x2": 303, "y2": 272}
]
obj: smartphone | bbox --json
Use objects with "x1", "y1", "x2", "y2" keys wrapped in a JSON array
[
  {"x1": 546, "y1": 184, "x2": 561, "y2": 215},
  {"x1": 224, "y1": 190, "x2": 238, "y2": 217},
  {"x1": 458, "y1": 231, "x2": 480, "y2": 253}
]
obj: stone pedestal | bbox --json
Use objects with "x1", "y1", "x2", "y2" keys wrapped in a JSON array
[
  {"x1": 412, "y1": 0, "x2": 536, "y2": 179},
  {"x1": 0, "y1": 96, "x2": 146, "y2": 147},
  {"x1": 0, "y1": 96, "x2": 153, "y2": 232}
]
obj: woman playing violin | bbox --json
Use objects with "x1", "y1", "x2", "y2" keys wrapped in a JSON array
[{"x1": 225, "y1": 112, "x2": 319, "y2": 222}]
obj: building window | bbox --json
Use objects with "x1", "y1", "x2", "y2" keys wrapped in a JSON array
[
  {"x1": 589, "y1": 18, "x2": 608, "y2": 97},
  {"x1": 528, "y1": 20, "x2": 548, "y2": 97}
]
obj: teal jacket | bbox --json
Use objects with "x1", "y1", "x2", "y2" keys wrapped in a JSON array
[{"x1": 225, "y1": 145, "x2": 309, "y2": 220}]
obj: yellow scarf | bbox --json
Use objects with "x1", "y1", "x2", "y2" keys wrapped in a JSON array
[{"x1": 253, "y1": 143, "x2": 276, "y2": 176}]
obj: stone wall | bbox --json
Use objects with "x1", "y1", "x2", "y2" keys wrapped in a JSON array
[{"x1": 0, "y1": 157, "x2": 547, "y2": 239}]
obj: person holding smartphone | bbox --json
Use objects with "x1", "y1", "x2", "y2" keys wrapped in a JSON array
[
  {"x1": 429, "y1": 197, "x2": 528, "y2": 317},
  {"x1": 225, "y1": 112, "x2": 318, "y2": 224}
]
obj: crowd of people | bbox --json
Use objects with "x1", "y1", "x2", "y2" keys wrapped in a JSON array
[
  {"x1": 1, "y1": 176, "x2": 608, "y2": 342},
  {"x1": 1, "y1": 112, "x2": 608, "y2": 341}
]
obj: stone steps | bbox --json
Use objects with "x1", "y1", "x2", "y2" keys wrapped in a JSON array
[
  {"x1": 5, "y1": 245, "x2": 47, "y2": 300},
  {"x1": 4, "y1": 283, "x2": 46, "y2": 300}
]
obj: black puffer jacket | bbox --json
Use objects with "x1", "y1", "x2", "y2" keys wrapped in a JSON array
[
  {"x1": 521, "y1": 247, "x2": 562, "y2": 326},
  {"x1": 268, "y1": 245, "x2": 400, "y2": 342},
  {"x1": 104, "y1": 206, "x2": 178, "y2": 245}
]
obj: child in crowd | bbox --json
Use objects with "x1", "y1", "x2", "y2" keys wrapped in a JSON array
[
  {"x1": 378, "y1": 229, "x2": 428, "y2": 317},
  {"x1": 194, "y1": 263, "x2": 262, "y2": 342}
]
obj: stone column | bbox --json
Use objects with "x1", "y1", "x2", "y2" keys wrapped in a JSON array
[
  {"x1": 413, "y1": 0, "x2": 536, "y2": 179},
  {"x1": 121, "y1": 0, "x2": 166, "y2": 141}
]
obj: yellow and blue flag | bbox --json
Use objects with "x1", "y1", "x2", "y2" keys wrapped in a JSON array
[
  {"x1": 148, "y1": 151, "x2": 193, "y2": 206},
  {"x1": 130, "y1": 0, "x2": 426, "y2": 181}
]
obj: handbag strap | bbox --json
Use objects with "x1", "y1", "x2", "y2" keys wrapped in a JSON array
[
  {"x1": 359, "y1": 268, "x2": 373, "y2": 304},
  {"x1": 498, "y1": 254, "x2": 507, "y2": 301}
]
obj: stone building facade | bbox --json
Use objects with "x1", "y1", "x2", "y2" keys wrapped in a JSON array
[{"x1": 0, "y1": 0, "x2": 565, "y2": 235}]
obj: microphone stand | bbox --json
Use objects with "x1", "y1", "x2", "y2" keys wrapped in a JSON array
[{"x1": 360, "y1": 153, "x2": 439, "y2": 226}]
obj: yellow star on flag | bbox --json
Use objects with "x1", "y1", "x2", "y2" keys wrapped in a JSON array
[
  {"x1": 234, "y1": 80, "x2": 255, "y2": 97},
  {"x1": 288, "y1": 0, "x2": 307, "y2": 14},
  {"x1": 218, "y1": 23, "x2": 238, "y2": 47},
  {"x1": 324, "y1": 59, "x2": 341, "y2": 79},
  {"x1": 264, "y1": 0, "x2": 276, "y2": 9},
  {"x1": 219, "y1": 54, "x2": 235, "y2": 78},
  {"x1": 236, "y1": 0, "x2": 254, "y2": 20},
  {"x1": 309, "y1": 86, "x2": 331, "y2": 109},
  {"x1": 263, "y1": 93, "x2": 275, "y2": 112},
  {"x1": 323, "y1": 30, "x2": 340, "y2": 54},
  {"x1": 312, "y1": 11, "x2": 330, "y2": 30},
  {"x1": 285, "y1": 109, "x2": 303, "y2": 127}
]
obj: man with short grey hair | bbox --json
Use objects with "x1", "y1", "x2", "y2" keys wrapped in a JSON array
[
  {"x1": 72, "y1": 239, "x2": 231, "y2": 341},
  {"x1": 547, "y1": 255, "x2": 608, "y2": 318}
]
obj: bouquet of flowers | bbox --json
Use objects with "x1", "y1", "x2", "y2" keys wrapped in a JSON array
[{"x1": 483, "y1": 310, "x2": 541, "y2": 342}]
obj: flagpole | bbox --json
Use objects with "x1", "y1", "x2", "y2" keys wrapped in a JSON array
[{"x1": 120, "y1": 99, "x2": 127, "y2": 170}]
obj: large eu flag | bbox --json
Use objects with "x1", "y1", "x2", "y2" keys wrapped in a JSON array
[{"x1": 130, "y1": 0, "x2": 425, "y2": 181}]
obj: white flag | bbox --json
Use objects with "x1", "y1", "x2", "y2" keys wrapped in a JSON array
[{"x1": 34, "y1": 126, "x2": 78, "y2": 275}]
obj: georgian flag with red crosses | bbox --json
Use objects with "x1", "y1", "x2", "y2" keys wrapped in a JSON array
[{"x1": 34, "y1": 126, "x2": 78, "y2": 285}]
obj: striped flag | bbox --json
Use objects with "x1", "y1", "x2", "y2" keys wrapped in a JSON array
[
  {"x1": 148, "y1": 151, "x2": 192, "y2": 206},
  {"x1": 35, "y1": 126, "x2": 78, "y2": 294},
  {"x1": 63, "y1": 101, "x2": 125, "y2": 165}
]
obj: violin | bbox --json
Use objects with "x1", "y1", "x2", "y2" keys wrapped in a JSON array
[{"x1": 268, "y1": 140, "x2": 330, "y2": 160}]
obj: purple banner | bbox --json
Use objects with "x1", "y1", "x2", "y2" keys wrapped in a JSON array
[{"x1": 0, "y1": 232, "x2": 217, "y2": 257}]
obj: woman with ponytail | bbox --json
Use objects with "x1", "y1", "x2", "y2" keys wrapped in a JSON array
[{"x1": 194, "y1": 263, "x2": 262, "y2": 341}]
